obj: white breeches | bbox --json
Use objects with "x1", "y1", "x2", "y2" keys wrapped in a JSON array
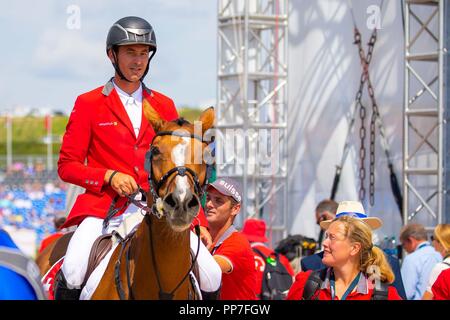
[
  {"x1": 62, "y1": 204, "x2": 221, "y2": 299},
  {"x1": 62, "y1": 207, "x2": 139, "y2": 289}
]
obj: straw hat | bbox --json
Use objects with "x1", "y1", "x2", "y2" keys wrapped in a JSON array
[{"x1": 319, "y1": 200, "x2": 383, "y2": 230}]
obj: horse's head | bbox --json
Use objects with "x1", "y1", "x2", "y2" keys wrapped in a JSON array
[{"x1": 143, "y1": 101, "x2": 215, "y2": 232}]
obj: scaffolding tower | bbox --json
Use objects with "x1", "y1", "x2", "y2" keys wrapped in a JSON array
[
  {"x1": 403, "y1": 0, "x2": 449, "y2": 229},
  {"x1": 216, "y1": 0, "x2": 289, "y2": 244}
]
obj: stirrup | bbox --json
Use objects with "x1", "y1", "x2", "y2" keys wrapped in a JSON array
[{"x1": 54, "y1": 271, "x2": 82, "y2": 300}]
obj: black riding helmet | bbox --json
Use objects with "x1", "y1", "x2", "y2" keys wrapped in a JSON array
[{"x1": 106, "y1": 16, "x2": 157, "y2": 82}]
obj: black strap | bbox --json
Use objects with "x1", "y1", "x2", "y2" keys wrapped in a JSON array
[
  {"x1": 330, "y1": 166, "x2": 341, "y2": 200},
  {"x1": 103, "y1": 195, "x2": 128, "y2": 229},
  {"x1": 371, "y1": 282, "x2": 389, "y2": 300},
  {"x1": 126, "y1": 242, "x2": 135, "y2": 300},
  {"x1": 252, "y1": 247, "x2": 269, "y2": 260},
  {"x1": 302, "y1": 269, "x2": 327, "y2": 300},
  {"x1": 389, "y1": 164, "x2": 403, "y2": 221},
  {"x1": 114, "y1": 240, "x2": 128, "y2": 300},
  {"x1": 108, "y1": 170, "x2": 119, "y2": 186}
]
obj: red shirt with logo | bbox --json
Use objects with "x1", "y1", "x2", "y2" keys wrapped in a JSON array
[
  {"x1": 213, "y1": 232, "x2": 257, "y2": 300},
  {"x1": 250, "y1": 243, "x2": 295, "y2": 298}
]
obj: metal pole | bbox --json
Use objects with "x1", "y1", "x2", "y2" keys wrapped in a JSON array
[
  {"x1": 46, "y1": 114, "x2": 53, "y2": 171},
  {"x1": 437, "y1": 0, "x2": 444, "y2": 224},
  {"x1": 6, "y1": 112, "x2": 12, "y2": 170},
  {"x1": 403, "y1": 0, "x2": 410, "y2": 225}
]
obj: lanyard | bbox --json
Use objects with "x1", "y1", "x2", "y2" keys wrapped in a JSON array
[
  {"x1": 417, "y1": 242, "x2": 431, "y2": 250},
  {"x1": 331, "y1": 272, "x2": 361, "y2": 300}
]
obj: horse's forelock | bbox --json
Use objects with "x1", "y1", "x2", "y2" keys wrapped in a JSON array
[
  {"x1": 160, "y1": 118, "x2": 194, "y2": 133},
  {"x1": 175, "y1": 118, "x2": 190, "y2": 126}
]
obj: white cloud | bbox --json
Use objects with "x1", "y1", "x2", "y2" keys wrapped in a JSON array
[{"x1": 31, "y1": 29, "x2": 107, "y2": 79}]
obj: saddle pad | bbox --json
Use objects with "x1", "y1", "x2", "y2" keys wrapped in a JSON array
[{"x1": 41, "y1": 257, "x2": 64, "y2": 300}]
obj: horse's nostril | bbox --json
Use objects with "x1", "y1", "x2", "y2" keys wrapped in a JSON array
[
  {"x1": 187, "y1": 196, "x2": 199, "y2": 209},
  {"x1": 164, "y1": 193, "x2": 177, "y2": 208}
]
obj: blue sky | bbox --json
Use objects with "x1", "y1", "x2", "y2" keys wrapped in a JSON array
[{"x1": 0, "y1": 0, "x2": 217, "y2": 115}]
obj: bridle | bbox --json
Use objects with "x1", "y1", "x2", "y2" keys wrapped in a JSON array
[
  {"x1": 144, "y1": 130, "x2": 210, "y2": 218},
  {"x1": 111, "y1": 127, "x2": 213, "y2": 300}
]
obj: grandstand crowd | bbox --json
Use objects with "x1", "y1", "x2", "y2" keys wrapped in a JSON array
[{"x1": 0, "y1": 161, "x2": 68, "y2": 251}]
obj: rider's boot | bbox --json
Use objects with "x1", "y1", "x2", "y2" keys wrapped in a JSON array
[{"x1": 54, "y1": 271, "x2": 82, "y2": 300}]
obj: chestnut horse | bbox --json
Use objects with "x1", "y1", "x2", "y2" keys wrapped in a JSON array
[{"x1": 37, "y1": 104, "x2": 215, "y2": 299}]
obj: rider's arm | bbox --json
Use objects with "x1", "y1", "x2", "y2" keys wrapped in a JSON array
[{"x1": 58, "y1": 95, "x2": 108, "y2": 194}]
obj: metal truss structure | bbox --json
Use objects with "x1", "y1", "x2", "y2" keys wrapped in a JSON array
[
  {"x1": 403, "y1": 0, "x2": 449, "y2": 229},
  {"x1": 216, "y1": 0, "x2": 289, "y2": 244}
]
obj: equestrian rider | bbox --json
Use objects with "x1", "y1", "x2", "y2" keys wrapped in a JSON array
[{"x1": 55, "y1": 16, "x2": 212, "y2": 299}]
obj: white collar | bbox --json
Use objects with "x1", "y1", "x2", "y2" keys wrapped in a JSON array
[{"x1": 113, "y1": 81, "x2": 143, "y2": 103}]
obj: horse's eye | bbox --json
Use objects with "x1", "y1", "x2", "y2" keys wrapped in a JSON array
[{"x1": 151, "y1": 146, "x2": 161, "y2": 156}]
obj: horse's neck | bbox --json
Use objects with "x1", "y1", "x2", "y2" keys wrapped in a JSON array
[{"x1": 131, "y1": 215, "x2": 192, "y2": 298}]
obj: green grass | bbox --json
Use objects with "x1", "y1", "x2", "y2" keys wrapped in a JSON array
[{"x1": 0, "y1": 107, "x2": 204, "y2": 157}]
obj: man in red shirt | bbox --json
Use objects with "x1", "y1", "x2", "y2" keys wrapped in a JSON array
[
  {"x1": 241, "y1": 218, "x2": 294, "y2": 299},
  {"x1": 206, "y1": 178, "x2": 257, "y2": 300},
  {"x1": 55, "y1": 16, "x2": 210, "y2": 299}
]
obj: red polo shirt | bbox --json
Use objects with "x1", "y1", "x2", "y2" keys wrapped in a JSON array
[
  {"x1": 287, "y1": 270, "x2": 402, "y2": 300},
  {"x1": 213, "y1": 231, "x2": 257, "y2": 300}
]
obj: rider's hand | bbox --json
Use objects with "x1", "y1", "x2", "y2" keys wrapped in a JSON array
[
  {"x1": 105, "y1": 170, "x2": 138, "y2": 197},
  {"x1": 199, "y1": 226, "x2": 213, "y2": 250}
]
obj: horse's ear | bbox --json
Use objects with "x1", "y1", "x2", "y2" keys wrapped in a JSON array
[
  {"x1": 199, "y1": 107, "x2": 215, "y2": 134},
  {"x1": 143, "y1": 99, "x2": 165, "y2": 132}
]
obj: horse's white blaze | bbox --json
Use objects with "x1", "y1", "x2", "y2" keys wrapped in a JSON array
[{"x1": 172, "y1": 137, "x2": 190, "y2": 203}]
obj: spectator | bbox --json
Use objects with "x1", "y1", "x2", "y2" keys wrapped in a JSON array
[
  {"x1": 287, "y1": 209, "x2": 402, "y2": 300},
  {"x1": 431, "y1": 267, "x2": 450, "y2": 300},
  {"x1": 422, "y1": 224, "x2": 450, "y2": 300},
  {"x1": 300, "y1": 200, "x2": 407, "y2": 299},
  {"x1": 315, "y1": 199, "x2": 339, "y2": 231},
  {"x1": 38, "y1": 216, "x2": 67, "y2": 254},
  {"x1": 400, "y1": 223, "x2": 442, "y2": 300},
  {"x1": 207, "y1": 177, "x2": 257, "y2": 300},
  {"x1": 241, "y1": 217, "x2": 294, "y2": 299},
  {"x1": 300, "y1": 199, "x2": 339, "y2": 272}
]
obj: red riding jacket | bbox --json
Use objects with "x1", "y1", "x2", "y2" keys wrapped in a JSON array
[{"x1": 58, "y1": 80, "x2": 208, "y2": 228}]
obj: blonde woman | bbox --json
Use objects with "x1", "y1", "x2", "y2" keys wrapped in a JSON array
[
  {"x1": 287, "y1": 212, "x2": 402, "y2": 300},
  {"x1": 422, "y1": 224, "x2": 450, "y2": 300}
]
